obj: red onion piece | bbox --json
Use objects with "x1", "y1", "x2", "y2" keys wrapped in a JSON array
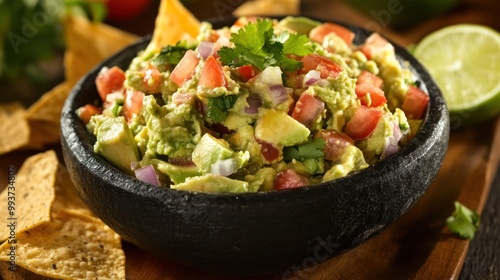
[
  {"x1": 303, "y1": 70, "x2": 321, "y2": 87},
  {"x1": 381, "y1": 122, "x2": 403, "y2": 160},
  {"x1": 268, "y1": 84, "x2": 288, "y2": 105},
  {"x1": 244, "y1": 94, "x2": 262, "y2": 114},
  {"x1": 211, "y1": 158, "x2": 237, "y2": 176},
  {"x1": 197, "y1": 41, "x2": 215, "y2": 60},
  {"x1": 134, "y1": 165, "x2": 161, "y2": 186}
]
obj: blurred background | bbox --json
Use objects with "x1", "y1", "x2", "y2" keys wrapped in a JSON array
[{"x1": 1, "y1": 0, "x2": 498, "y2": 106}]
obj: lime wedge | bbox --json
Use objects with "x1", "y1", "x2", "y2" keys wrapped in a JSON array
[{"x1": 413, "y1": 24, "x2": 500, "y2": 126}]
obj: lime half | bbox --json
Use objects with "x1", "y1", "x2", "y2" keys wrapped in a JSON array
[{"x1": 414, "y1": 24, "x2": 500, "y2": 126}]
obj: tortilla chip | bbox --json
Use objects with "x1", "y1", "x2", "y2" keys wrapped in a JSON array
[
  {"x1": 64, "y1": 16, "x2": 139, "y2": 85},
  {"x1": 0, "y1": 103, "x2": 30, "y2": 155},
  {"x1": 147, "y1": 0, "x2": 201, "y2": 51},
  {"x1": 233, "y1": 0, "x2": 300, "y2": 16},
  {"x1": 25, "y1": 120, "x2": 61, "y2": 149},
  {"x1": 0, "y1": 151, "x2": 58, "y2": 242},
  {"x1": 0, "y1": 208, "x2": 125, "y2": 280},
  {"x1": 26, "y1": 81, "x2": 71, "y2": 125},
  {"x1": 52, "y1": 164, "x2": 91, "y2": 213},
  {"x1": 0, "y1": 262, "x2": 52, "y2": 280}
]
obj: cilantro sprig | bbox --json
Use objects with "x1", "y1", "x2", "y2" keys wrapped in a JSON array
[
  {"x1": 446, "y1": 201, "x2": 480, "y2": 240},
  {"x1": 218, "y1": 19, "x2": 313, "y2": 71},
  {"x1": 153, "y1": 41, "x2": 195, "y2": 67},
  {"x1": 207, "y1": 95, "x2": 238, "y2": 123},
  {"x1": 283, "y1": 138, "x2": 325, "y2": 162}
]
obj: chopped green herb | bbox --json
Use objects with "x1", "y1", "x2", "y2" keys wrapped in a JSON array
[
  {"x1": 283, "y1": 138, "x2": 325, "y2": 161},
  {"x1": 446, "y1": 201, "x2": 480, "y2": 240},
  {"x1": 153, "y1": 41, "x2": 195, "y2": 67},
  {"x1": 218, "y1": 18, "x2": 313, "y2": 71},
  {"x1": 207, "y1": 95, "x2": 238, "y2": 123}
]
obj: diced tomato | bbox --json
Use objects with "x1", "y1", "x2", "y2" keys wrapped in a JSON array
[
  {"x1": 355, "y1": 84, "x2": 387, "y2": 107},
  {"x1": 315, "y1": 130, "x2": 354, "y2": 161},
  {"x1": 170, "y1": 50, "x2": 200, "y2": 86},
  {"x1": 402, "y1": 86, "x2": 430, "y2": 119},
  {"x1": 237, "y1": 65, "x2": 257, "y2": 82},
  {"x1": 256, "y1": 139, "x2": 281, "y2": 163},
  {"x1": 77, "y1": 104, "x2": 101, "y2": 124},
  {"x1": 291, "y1": 92, "x2": 325, "y2": 127},
  {"x1": 357, "y1": 70, "x2": 383, "y2": 88},
  {"x1": 274, "y1": 169, "x2": 309, "y2": 190},
  {"x1": 198, "y1": 56, "x2": 226, "y2": 89},
  {"x1": 142, "y1": 66, "x2": 162, "y2": 93},
  {"x1": 359, "y1": 33, "x2": 394, "y2": 61},
  {"x1": 209, "y1": 123, "x2": 233, "y2": 135},
  {"x1": 310, "y1": 22, "x2": 355, "y2": 45},
  {"x1": 345, "y1": 106, "x2": 383, "y2": 140},
  {"x1": 95, "y1": 66, "x2": 126, "y2": 101},
  {"x1": 122, "y1": 90, "x2": 144, "y2": 122},
  {"x1": 301, "y1": 54, "x2": 342, "y2": 79}
]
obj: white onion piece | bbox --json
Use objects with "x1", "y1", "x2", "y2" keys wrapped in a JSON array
[
  {"x1": 244, "y1": 94, "x2": 262, "y2": 114},
  {"x1": 211, "y1": 158, "x2": 237, "y2": 176},
  {"x1": 269, "y1": 84, "x2": 288, "y2": 105},
  {"x1": 303, "y1": 70, "x2": 321, "y2": 87},
  {"x1": 134, "y1": 165, "x2": 161, "y2": 186},
  {"x1": 256, "y1": 66, "x2": 283, "y2": 86},
  {"x1": 197, "y1": 41, "x2": 215, "y2": 60}
]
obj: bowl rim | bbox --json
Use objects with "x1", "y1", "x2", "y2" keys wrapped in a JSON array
[{"x1": 61, "y1": 15, "x2": 449, "y2": 204}]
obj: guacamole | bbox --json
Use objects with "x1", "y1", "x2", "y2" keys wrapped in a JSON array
[{"x1": 78, "y1": 16, "x2": 429, "y2": 193}]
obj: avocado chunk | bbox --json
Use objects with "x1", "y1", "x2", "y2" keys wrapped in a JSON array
[
  {"x1": 192, "y1": 133, "x2": 249, "y2": 174},
  {"x1": 94, "y1": 117, "x2": 139, "y2": 175},
  {"x1": 153, "y1": 160, "x2": 201, "y2": 184},
  {"x1": 255, "y1": 109, "x2": 310, "y2": 146},
  {"x1": 278, "y1": 16, "x2": 321, "y2": 35},
  {"x1": 171, "y1": 174, "x2": 252, "y2": 193}
]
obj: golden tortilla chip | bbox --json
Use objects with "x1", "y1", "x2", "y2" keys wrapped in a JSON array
[
  {"x1": 0, "y1": 103, "x2": 30, "y2": 155},
  {"x1": 0, "y1": 151, "x2": 58, "y2": 242},
  {"x1": 0, "y1": 262, "x2": 52, "y2": 280},
  {"x1": 233, "y1": 0, "x2": 300, "y2": 16},
  {"x1": 147, "y1": 0, "x2": 201, "y2": 51},
  {"x1": 0, "y1": 208, "x2": 125, "y2": 280},
  {"x1": 52, "y1": 164, "x2": 91, "y2": 213},
  {"x1": 25, "y1": 120, "x2": 61, "y2": 149},
  {"x1": 26, "y1": 81, "x2": 71, "y2": 125},
  {"x1": 64, "y1": 16, "x2": 139, "y2": 85}
]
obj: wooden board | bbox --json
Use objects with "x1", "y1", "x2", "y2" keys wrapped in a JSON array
[{"x1": 119, "y1": 117, "x2": 500, "y2": 280}]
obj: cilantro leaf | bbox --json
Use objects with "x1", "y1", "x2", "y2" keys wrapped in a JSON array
[
  {"x1": 283, "y1": 138, "x2": 325, "y2": 161},
  {"x1": 153, "y1": 42, "x2": 194, "y2": 66},
  {"x1": 446, "y1": 201, "x2": 480, "y2": 240},
  {"x1": 207, "y1": 95, "x2": 238, "y2": 123},
  {"x1": 218, "y1": 18, "x2": 313, "y2": 71}
]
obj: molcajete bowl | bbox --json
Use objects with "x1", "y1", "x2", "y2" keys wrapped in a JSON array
[{"x1": 61, "y1": 16, "x2": 450, "y2": 276}]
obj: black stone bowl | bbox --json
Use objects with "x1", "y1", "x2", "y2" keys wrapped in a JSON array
[{"x1": 61, "y1": 16, "x2": 450, "y2": 276}]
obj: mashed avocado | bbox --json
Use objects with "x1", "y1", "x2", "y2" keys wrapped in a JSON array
[{"x1": 83, "y1": 16, "x2": 428, "y2": 193}]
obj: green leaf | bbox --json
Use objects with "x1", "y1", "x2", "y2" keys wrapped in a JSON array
[
  {"x1": 207, "y1": 95, "x2": 238, "y2": 123},
  {"x1": 218, "y1": 18, "x2": 313, "y2": 72},
  {"x1": 283, "y1": 138, "x2": 325, "y2": 161},
  {"x1": 446, "y1": 201, "x2": 480, "y2": 240},
  {"x1": 153, "y1": 41, "x2": 194, "y2": 67}
]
